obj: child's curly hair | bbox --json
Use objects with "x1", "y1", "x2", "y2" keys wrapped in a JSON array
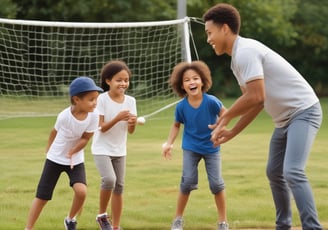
[{"x1": 169, "y1": 60, "x2": 212, "y2": 97}]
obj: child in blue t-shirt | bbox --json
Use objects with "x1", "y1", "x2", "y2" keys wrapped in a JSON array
[{"x1": 162, "y1": 61, "x2": 228, "y2": 230}]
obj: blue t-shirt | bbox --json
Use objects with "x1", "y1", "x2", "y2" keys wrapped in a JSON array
[{"x1": 175, "y1": 93, "x2": 223, "y2": 154}]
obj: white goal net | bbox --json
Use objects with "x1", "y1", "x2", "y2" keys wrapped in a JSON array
[{"x1": 0, "y1": 17, "x2": 192, "y2": 119}]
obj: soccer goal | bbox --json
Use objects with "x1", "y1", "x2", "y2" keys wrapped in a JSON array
[{"x1": 0, "y1": 17, "x2": 193, "y2": 119}]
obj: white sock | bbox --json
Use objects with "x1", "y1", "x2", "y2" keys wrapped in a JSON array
[
  {"x1": 97, "y1": 212, "x2": 108, "y2": 217},
  {"x1": 66, "y1": 216, "x2": 76, "y2": 222}
]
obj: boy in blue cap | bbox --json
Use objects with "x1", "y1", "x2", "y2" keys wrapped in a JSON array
[{"x1": 25, "y1": 76, "x2": 103, "y2": 230}]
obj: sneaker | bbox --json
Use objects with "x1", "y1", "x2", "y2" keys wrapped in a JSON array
[
  {"x1": 96, "y1": 214, "x2": 113, "y2": 230},
  {"x1": 218, "y1": 221, "x2": 229, "y2": 230},
  {"x1": 171, "y1": 217, "x2": 183, "y2": 230},
  {"x1": 64, "y1": 218, "x2": 77, "y2": 230}
]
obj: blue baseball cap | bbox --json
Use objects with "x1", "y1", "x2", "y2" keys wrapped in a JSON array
[{"x1": 69, "y1": 76, "x2": 103, "y2": 97}]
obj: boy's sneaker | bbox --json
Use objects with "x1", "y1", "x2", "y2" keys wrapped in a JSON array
[
  {"x1": 218, "y1": 221, "x2": 229, "y2": 230},
  {"x1": 64, "y1": 217, "x2": 77, "y2": 230},
  {"x1": 171, "y1": 216, "x2": 183, "y2": 230},
  {"x1": 96, "y1": 214, "x2": 113, "y2": 230}
]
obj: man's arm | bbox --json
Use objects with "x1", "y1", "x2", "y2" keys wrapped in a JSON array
[
  {"x1": 211, "y1": 79, "x2": 265, "y2": 146},
  {"x1": 223, "y1": 78, "x2": 265, "y2": 120}
]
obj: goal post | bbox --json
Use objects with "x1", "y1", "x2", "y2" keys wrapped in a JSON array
[{"x1": 0, "y1": 17, "x2": 192, "y2": 119}]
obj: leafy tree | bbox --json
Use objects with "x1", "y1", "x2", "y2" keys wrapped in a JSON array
[
  {"x1": 4, "y1": 0, "x2": 328, "y2": 96},
  {"x1": 288, "y1": 0, "x2": 328, "y2": 95},
  {"x1": 12, "y1": 0, "x2": 177, "y2": 22},
  {"x1": 0, "y1": 0, "x2": 17, "y2": 18}
]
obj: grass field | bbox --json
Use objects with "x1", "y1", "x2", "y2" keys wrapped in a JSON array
[{"x1": 0, "y1": 98, "x2": 327, "y2": 229}]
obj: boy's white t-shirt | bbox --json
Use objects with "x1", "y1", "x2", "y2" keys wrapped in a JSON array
[
  {"x1": 91, "y1": 92, "x2": 137, "y2": 157},
  {"x1": 47, "y1": 106, "x2": 99, "y2": 165},
  {"x1": 231, "y1": 36, "x2": 318, "y2": 127}
]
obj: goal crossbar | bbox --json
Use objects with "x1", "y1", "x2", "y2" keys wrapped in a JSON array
[{"x1": 0, "y1": 17, "x2": 190, "y2": 28}]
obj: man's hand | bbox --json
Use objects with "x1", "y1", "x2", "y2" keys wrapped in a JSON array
[
  {"x1": 209, "y1": 115, "x2": 232, "y2": 146},
  {"x1": 210, "y1": 125, "x2": 234, "y2": 146}
]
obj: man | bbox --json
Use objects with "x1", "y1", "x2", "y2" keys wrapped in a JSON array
[{"x1": 203, "y1": 3, "x2": 322, "y2": 230}]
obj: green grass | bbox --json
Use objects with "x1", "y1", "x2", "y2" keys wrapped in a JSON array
[{"x1": 0, "y1": 98, "x2": 328, "y2": 229}]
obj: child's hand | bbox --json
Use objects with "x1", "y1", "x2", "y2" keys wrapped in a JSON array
[
  {"x1": 128, "y1": 114, "x2": 137, "y2": 126},
  {"x1": 208, "y1": 117, "x2": 219, "y2": 130},
  {"x1": 162, "y1": 142, "x2": 173, "y2": 160},
  {"x1": 66, "y1": 152, "x2": 74, "y2": 169},
  {"x1": 116, "y1": 110, "x2": 131, "y2": 121}
]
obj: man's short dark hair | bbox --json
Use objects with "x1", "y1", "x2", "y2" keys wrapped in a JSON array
[{"x1": 203, "y1": 3, "x2": 241, "y2": 34}]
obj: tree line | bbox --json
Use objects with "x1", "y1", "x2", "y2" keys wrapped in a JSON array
[{"x1": 1, "y1": 0, "x2": 327, "y2": 97}]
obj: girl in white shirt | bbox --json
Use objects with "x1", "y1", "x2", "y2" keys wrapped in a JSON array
[{"x1": 91, "y1": 61, "x2": 137, "y2": 230}]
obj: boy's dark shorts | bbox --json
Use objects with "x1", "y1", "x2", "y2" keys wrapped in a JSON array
[{"x1": 36, "y1": 159, "x2": 86, "y2": 200}]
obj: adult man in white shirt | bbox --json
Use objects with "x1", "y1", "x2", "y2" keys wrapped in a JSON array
[{"x1": 203, "y1": 3, "x2": 322, "y2": 230}]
